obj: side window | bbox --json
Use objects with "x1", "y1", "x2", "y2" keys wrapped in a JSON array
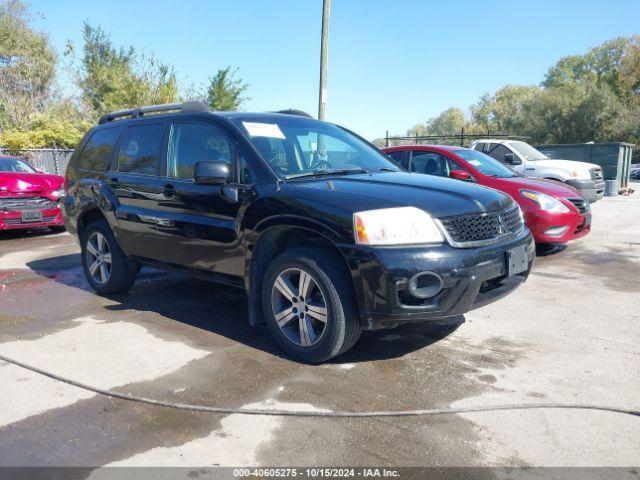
[
  {"x1": 118, "y1": 124, "x2": 164, "y2": 175},
  {"x1": 78, "y1": 127, "x2": 121, "y2": 172},
  {"x1": 485, "y1": 144, "x2": 511, "y2": 163},
  {"x1": 167, "y1": 122, "x2": 235, "y2": 180},
  {"x1": 239, "y1": 154, "x2": 254, "y2": 184},
  {"x1": 386, "y1": 151, "x2": 407, "y2": 169},
  {"x1": 410, "y1": 152, "x2": 452, "y2": 177}
]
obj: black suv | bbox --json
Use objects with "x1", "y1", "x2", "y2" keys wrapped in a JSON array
[{"x1": 62, "y1": 102, "x2": 534, "y2": 362}]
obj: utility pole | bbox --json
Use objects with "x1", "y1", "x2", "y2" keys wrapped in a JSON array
[{"x1": 318, "y1": 0, "x2": 331, "y2": 120}]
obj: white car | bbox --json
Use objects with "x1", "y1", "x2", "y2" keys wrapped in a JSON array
[{"x1": 469, "y1": 139, "x2": 605, "y2": 202}]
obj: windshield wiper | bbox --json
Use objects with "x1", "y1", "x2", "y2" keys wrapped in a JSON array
[{"x1": 285, "y1": 168, "x2": 369, "y2": 179}]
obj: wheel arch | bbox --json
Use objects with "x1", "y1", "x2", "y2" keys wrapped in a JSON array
[{"x1": 246, "y1": 221, "x2": 359, "y2": 327}]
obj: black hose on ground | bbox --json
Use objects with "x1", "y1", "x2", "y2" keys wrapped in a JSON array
[{"x1": 2, "y1": 353, "x2": 638, "y2": 419}]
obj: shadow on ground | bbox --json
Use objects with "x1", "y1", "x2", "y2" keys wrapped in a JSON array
[{"x1": 26, "y1": 254, "x2": 463, "y2": 364}]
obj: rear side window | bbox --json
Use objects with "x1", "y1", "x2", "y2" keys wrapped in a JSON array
[
  {"x1": 118, "y1": 124, "x2": 164, "y2": 175},
  {"x1": 77, "y1": 127, "x2": 121, "y2": 172}
]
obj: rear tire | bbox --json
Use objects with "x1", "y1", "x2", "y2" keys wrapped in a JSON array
[
  {"x1": 81, "y1": 220, "x2": 139, "y2": 294},
  {"x1": 262, "y1": 247, "x2": 361, "y2": 363}
]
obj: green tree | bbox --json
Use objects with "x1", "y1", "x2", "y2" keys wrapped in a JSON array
[
  {"x1": 471, "y1": 85, "x2": 541, "y2": 135},
  {"x1": 75, "y1": 23, "x2": 178, "y2": 116},
  {"x1": 206, "y1": 66, "x2": 248, "y2": 111},
  {"x1": 0, "y1": 0, "x2": 56, "y2": 130}
]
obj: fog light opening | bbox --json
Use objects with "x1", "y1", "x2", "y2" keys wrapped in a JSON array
[
  {"x1": 544, "y1": 226, "x2": 569, "y2": 238},
  {"x1": 408, "y1": 272, "x2": 443, "y2": 299}
]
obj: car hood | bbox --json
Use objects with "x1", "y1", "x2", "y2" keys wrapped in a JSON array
[
  {"x1": 498, "y1": 176, "x2": 583, "y2": 198},
  {"x1": 285, "y1": 172, "x2": 513, "y2": 218},
  {"x1": 0, "y1": 172, "x2": 64, "y2": 196},
  {"x1": 533, "y1": 159, "x2": 600, "y2": 175}
]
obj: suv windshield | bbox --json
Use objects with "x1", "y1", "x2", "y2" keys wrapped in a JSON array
[
  {"x1": 232, "y1": 116, "x2": 401, "y2": 179},
  {"x1": 509, "y1": 141, "x2": 548, "y2": 161},
  {"x1": 454, "y1": 149, "x2": 518, "y2": 178},
  {"x1": 0, "y1": 157, "x2": 36, "y2": 173}
]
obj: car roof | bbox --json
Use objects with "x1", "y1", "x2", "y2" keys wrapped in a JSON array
[{"x1": 383, "y1": 144, "x2": 469, "y2": 152}]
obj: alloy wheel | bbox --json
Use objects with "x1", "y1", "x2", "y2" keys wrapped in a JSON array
[
  {"x1": 85, "y1": 232, "x2": 112, "y2": 285},
  {"x1": 271, "y1": 268, "x2": 328, "y2": 346}
]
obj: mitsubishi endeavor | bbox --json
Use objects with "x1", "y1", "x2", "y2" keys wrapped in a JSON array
[{"x1": 62, "y1": 102, "x2": 534, "y2": 362}]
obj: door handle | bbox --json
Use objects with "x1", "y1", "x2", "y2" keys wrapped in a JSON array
[
  {"x1": 107, "y1": 177, "x2": 120, "y2": 188},
  {"x1": 162, "y1": 183, "x2": 175, "y2": 198}
]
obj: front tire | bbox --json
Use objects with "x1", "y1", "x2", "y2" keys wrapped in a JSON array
[
  {"x1": 262, "y1": 247, "x2": 361, "y2": 363},
  {"x1": 81, "y1": 220, "x2": 139, "y2": 294}
]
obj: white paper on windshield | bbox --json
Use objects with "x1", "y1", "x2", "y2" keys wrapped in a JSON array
[
  {"x1": 242, "y1": 121, "x2": 285, "y2": 139},
  {"x1": 468, "y1": 159, "x2": 482, "y2": 166}
]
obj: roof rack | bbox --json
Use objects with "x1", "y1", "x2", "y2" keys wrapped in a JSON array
[
  {"x1": 274, "y1": 109, "x2": 314, "y2": 118},
  {"x1": 98, "y1": 101, "x2": 210, "y2": 125}
]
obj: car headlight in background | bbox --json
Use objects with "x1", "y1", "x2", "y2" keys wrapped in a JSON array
[
  {"x1": 354, "y1": 207, "x2": 444, "y2": 245},
  {"x1": 51, "y1": 186, "x2": 64, "y2": 199},
  {"x1": 520, "y1": 190, "x2": 570, "y2": 213}
]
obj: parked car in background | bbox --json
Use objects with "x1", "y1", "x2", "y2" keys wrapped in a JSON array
[
  {"x1": 62, "y1": 102, "x2": 534, "y2": 363},
  {"x1": 0, "y1": 156, "x2": 65, "y2": 232},
  {"x1": 630, "y1": 164, "x2": 640, "y2": 180},
  {"x1": 469, "y1": 139, "x2": 605, "y2": 203},
  {"x1": 383, "y1": 145, "x2": 591, "y2": 245}
]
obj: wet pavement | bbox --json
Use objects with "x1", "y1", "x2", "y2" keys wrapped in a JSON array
[{"x1": 0, "y1": 192, "x2": 639, "y2": 470}]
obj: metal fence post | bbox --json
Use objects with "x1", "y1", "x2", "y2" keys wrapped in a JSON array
[{"x1": 385, "y1": 131, "x2": 389, "y2": 148}]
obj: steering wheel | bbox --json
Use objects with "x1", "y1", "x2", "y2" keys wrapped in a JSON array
[{"x1": 310, "y1": 159, "x2": 332, "y2": 170}]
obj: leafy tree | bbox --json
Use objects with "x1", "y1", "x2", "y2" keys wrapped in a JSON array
[
  {"x1": 0, "y1": 0, "x2": 56, "y2": 130},
  {"x1": 206, "y1": 66, "x2": 248, "y2": 111},
  {"x1": 73, "y1": 23, "x2": 178, "y2": 116}
]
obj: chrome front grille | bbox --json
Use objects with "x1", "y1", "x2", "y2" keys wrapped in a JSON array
[
  {"x1": 2, "y1": 215, "x2": 58, "y2": 225},
  {"x1": 568, "y1": 197, "x2": 589, "y2": 215},
  {"x1": 439, "y1": 205, "x2": 524, "y2": 247},
  {"x1": 0, "y1": 197, "x2": 56, "y2": 212}
]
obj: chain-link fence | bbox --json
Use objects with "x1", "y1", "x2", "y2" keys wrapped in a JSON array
[{"x1": 0, "y1": 148, "x2": 74, "y2": 175}]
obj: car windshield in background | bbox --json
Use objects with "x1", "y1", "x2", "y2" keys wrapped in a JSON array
[
  {"x1": 509, "y1": 141, "x2": 548, "y2": 161},
  {"x1": 454, "y1": 149, "x2": 518, "y2": 178},
  {"x1": 232, "y1": 116, "x2": 402, "y2": 179},
  {"x1": 0, "y1": 157, "x2": 36, "y2": 173}
]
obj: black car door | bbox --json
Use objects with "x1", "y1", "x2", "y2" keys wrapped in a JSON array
[
  {"x1": 109, "y1": 122, "x2": 169, "y2": 259},
  {"x1": 152, "y1": 119, "x2": 248, "y2": 279}
]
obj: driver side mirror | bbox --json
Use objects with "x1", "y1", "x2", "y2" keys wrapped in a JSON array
[
  {"x1": 504, "y1": 153, "x2": 522, "y2": 166},
  {"x1": 449, "y1": 169, "x2": 472, "y2": 181},
  {"x1": 194, "y1": 161, "x2": 230, "y2": 185}
]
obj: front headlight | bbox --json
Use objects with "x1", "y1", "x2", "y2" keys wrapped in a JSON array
[
  {"x1": 51, "y1": 186, "x2": 64, "y2": 199},
  {"x1": 353, "y1": 207, "x2": 444, "y2": 245},
  {"x1": 520, "y1": 190, "x2": 570, "y2": 213}
]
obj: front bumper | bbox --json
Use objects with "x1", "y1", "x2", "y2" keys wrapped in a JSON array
[
  {"x1": 339, "y1": 228, "x2": 535, "y2": 330},
  {"x1": 0, "y1": 207, "x2": 63, "y2": 231},
  {"x1": 566, "y1": 179, "x2": 605, "y2": 203},
  {"x1": 525, "y1": 209, "x2": 591, "y2": 244}
]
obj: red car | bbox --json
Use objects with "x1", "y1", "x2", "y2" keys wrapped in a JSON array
[
  {"x1": 0, "y1": 156, "x2": 65, "y2": 232},
  {"x1": 382, "y1": 145, "x2": 591, "y2": 244}
]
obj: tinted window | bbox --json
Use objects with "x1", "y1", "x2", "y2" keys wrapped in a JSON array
[
  {"x1": 0, "y1": 157, "x2": 36, "y2": 173},
  {"x1": 410, "y1": 151, "x2": 454, "y2": 177},
  {"x1": 386, "y1": 151, "x2": 407, "y2": 168},
  {"x1": 79, "y1": 127, "x2": 121, "y2": 172},
  {"x1": 485, "y1": 144, "x2": 511, "y2": 163},
  {"x1": 167, "y1": 122, "x2": 234, "y2": 179},
  {"x1": 118, "y1": 125, "x2": 164, "y2": 175}
]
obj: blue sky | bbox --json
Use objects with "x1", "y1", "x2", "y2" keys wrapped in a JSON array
[{"x1": 29, "y1": 0, "x2": 640, "y2": 140}]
